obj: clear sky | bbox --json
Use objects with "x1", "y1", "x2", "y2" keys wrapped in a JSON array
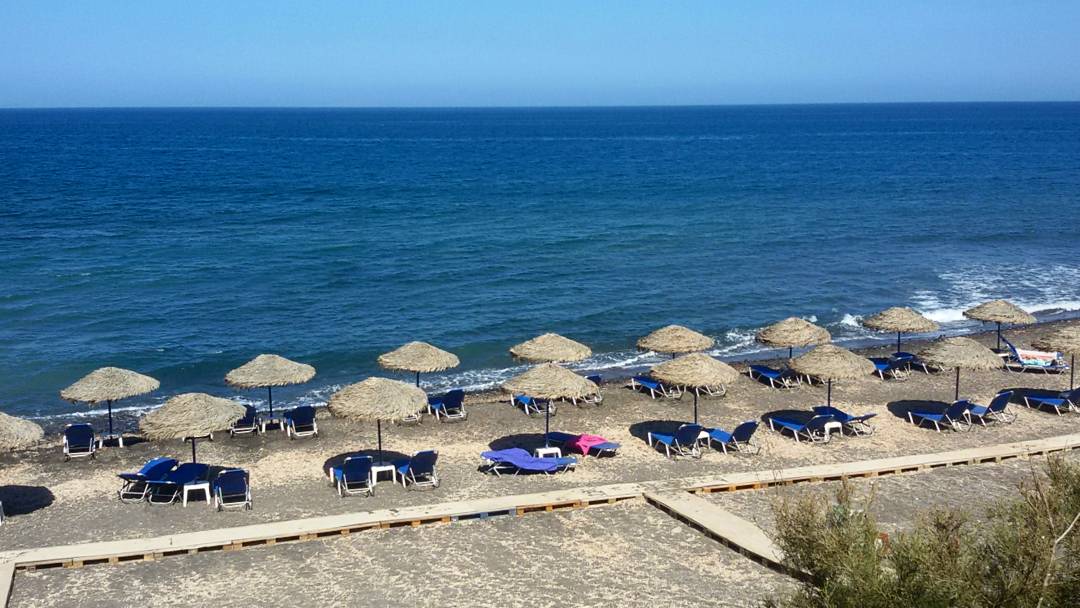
[{"x1": 2, "y1": 1, "x2": 1079, "y2": 108}]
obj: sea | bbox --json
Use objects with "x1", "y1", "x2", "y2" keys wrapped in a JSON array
[{"x1": 2, "y1": 103, "x2": 1080, "y2": 430}]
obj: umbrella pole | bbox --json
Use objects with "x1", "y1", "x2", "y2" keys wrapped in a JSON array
[
  {"x1": 1071, "y1": 355, "x2": 1075, "y2": 391},
  {"x1": 693, "y1": 391, "x2": 699, "y2": 425},
  {"x1": 788, "y1": 346, "x2": 793, "y2": 359},
  {"x1": 827, "y1": 379, "x2": 832, "y2": 407},
  {"x1": 955, "y1": 367, "x2": 961, "y2": 402},
  {"x1": 190, "y1": 437, "x2": 197, "y2": 464},
  {"x1": 545, "y1": 404, "x2": 551, "y2": 447},
  {"x1": 996, "y1": 323, "x2": 1002, "y2": 351},
  {"x1": 267, "y1": 387, "x2": 273, "y2": 416},
  {"x1": 415, "y1": 371, "x2": 421, "y2": 387},
  {"x1": 377, "y1": 419, "x2": 383, "y2": 464},
  {"x1": 897, "y1": 332, "x2": 902, "y2": 355},
  {"x1": 106, "y1": 399, "x2": 114, "y2": 437}
]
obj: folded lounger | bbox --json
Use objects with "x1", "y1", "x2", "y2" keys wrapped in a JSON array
[
  {"x1": 576, "y1": 375, "x2": 604, "y2": 405},
  {"x1": 544, "y1": 431, "x2": 620, "y2": 457},
  {"x1": 395, "y1": 450, "x2": 440, "y2": 489},
  {"x1": 63, "y1": 424, "x2": 97, "y2": 461},
  {"x1": 512, "y1": 394, "x2": 556, "y2": 417},
  {"x1": 1002, "y1": 338, "x2": 1069, "y2": 374},
  {"x1": 629, "y1": 376, "x2": 682, "y2": 399},
  {"x1": 285, "y1": 405, "x2": 318, "y2": 439},
  {"x1": 480, "y1": 448, "x2": 577, "y2": 476},
  {"x1": 647, "y1": 424, "x2": 705, "y2": 459},
  {"x1": 748, "y1": 365, "x2": 794, "y2": 389},
  {"x1": 146, "y1": 463, "x2": 210, "y2": 505},
  {"x1": 230, "y1": 405, "x2": 261, "y2": 437},
  {"x1": 1022, "y1": 387, "x2": 1080, "y2": 416},
  {"x1": 213, "y1": 469, "x2": 252, "y2": 511},
  {"x1": 869, "y1": 357, "x2": 909, "y2": 381},
  {"x1": 428, "y1": 389, "x2": 467, "y2": 422},
  {"x1": 117, "y1": 457, "x2": 178, "y2": 503},
  {"x1": 907, "y1": 401, "x2": 971, "y2": 432},
  {"x1": 333, "y1": 456, "x2": 375, "y2": 497},
  {"x1": 812, "y1": 406, "x2": 877, "y2": 436},
  {"x1": 962, "y1": 390, "x2": 1016, "y2": 426},
  {"x1": 766, "y1": 414, "x2": 837, "y2": 443},
  {"x1": 705, "y1": 420, "x2": 760, "y2": 454}
]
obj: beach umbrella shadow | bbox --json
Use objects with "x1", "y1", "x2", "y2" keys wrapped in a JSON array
[
  {"x1": 761, "y1": 409, "x2": 815, "y2": 425},
  {"x1": 0, "y1": 485, "x2": 55, "y2": 516},
  {"x1": 886, "y1": 400, "x2": 949, "y2": 420},
  {"x1": 322, "y1": 449, "x2": 411, "y2": 476},
  {"x1": 628, "y1": 420, "x2": 690, "y2": 445},
  {"x1": 488, "y1": 433, "x2": 548, "y2": 452}
]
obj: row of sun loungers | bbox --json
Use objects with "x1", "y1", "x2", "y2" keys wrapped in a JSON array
[
  {"x1": 330, "y1": 450, "x2": 440, "y2": 497},
  {"x1": 647, "y1": 421, "x2": 761, "y2": 458},
  {"x1": 116, "y1": 457, "x2": 252, "y2": 510}
]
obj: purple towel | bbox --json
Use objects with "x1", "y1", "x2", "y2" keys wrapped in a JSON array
[{"x1": 481, "y1": 448, "x2": 575, "y2": 472}]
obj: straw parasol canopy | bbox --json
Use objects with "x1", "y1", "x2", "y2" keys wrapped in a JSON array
[
  {"x1": 139, "y1": 393, "x2": 246, "y2": 462},
  {"x1": 790, "y1": 345, "x2": 875, "y2": 406},
  {"x1": 510, "y1": 333, "x2": 592, "y2": 363},
  {"x1": 964, "y1": 300, "x2": 1037, "y2": 350},
  {"x1": 650, "y1": 354, "x2": 738, "y2": 424},
  {"x1": 1034, "y1": 325, "x2": 1080, "y2": 389},
  {"x1": 225, "y1": 354, "x2": 316, "y2": 416},
  {"x1": 917, "y1": 337, "x2": 1004, "y2": 400},
  {"x1": 378, "y1": 341, "x2": 460, "y2": 386},
  {"x1": 61, "y1": 367, "x2": 160, "y2": 438},
  {"x1": 500, "y1": 363, "x2": 599, "y2": 401},
  {"x1": 0, "y1": 411, "x2": 44, "y2": 451},
  {"x1": 862, "y1": 307, "x2": 939, "y2": 353},
  {"x1": 756, "y1": 317, "x2": 831, "y2": 358},
  {"x1": 328, "y1": 377, "x2": 427, "y2": 463},
  {"x1": 636, "y1": 325, "x2": 714, "y2": 357}
]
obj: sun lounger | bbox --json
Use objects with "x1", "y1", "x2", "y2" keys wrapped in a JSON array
[
  {"x1": 748, "y1": 365, "x2": 794, "y2": 389},
  {"x1": 480, "y1": 448, "x2": 577, "y2": 476},
  {"x1": 512, "y1": 394, "x2": 556, "y2": 417},
  {"x1": 907, "y1": 401, "x2": 971, "y2": 432},
  {"x1": 213, "y1": 469, "x2": 252, "y2": 511},
  {"x1": 963, "y1": 390, "x2": 1016, "y2": 426},
  {"x1": 333, "y1": 456, "x2": 375, "y2": 497},
  {"x1": 1002, "y1": 337, "x2": 1069, "y2": 374},
  {"x1": 1022, "y1": 387, "x2": 1080, "y2": 416},
  {"x1": 647, "y1": 424, "x2": 704, "y2": 459},
  {"x1": 146, "y1": 463, "x2": 210, "y2": 505},
  {"x1": 285, "y1": 405, "x2": 318, "y2": 439},
  {"x1": 395, "y1": 450, "x2": 440, "y2": 489},
  {"x1": 766, "y1": 414, "x2": 836, "y2": 443},
  {"x1": 705, "y1": 420, "x2": 760, "y2": 454},
  {"x1": 893, "y1": 352, "x2": 933, "y2": 374},
  {"x1": 870, "y1": 357, "x2": 909, "y2": 380},
  {"x1": 629, "y1": 376, "x2": 682, "y2": 399},
  {"x1": 230, "y1": 405, "x2": 261, "y2": 436},
  {"x1": 117, "y1": 457, "x2": 178, "y2": 503},
  {"x1": 576, "y1": 375, "x2": 604, "y2": 405},
  {"x1": 428, "y1": 389, "x2": 467, "y2": 422},
  {"x1": 544, "y1": 431, "x2": 620, "y2": 457},
  {"x1": 812, "y1": 406, "x2": 877, "y2": 436},
  {"x1": 62, "y1": 424, "x2": 97, "y2": 460}
]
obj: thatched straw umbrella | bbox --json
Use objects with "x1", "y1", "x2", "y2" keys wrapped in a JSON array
[
  {"x1": 328, "y1": 378, "x2": 426, "y2": 464},
  {"x1": 789, "y1": 345, "x2": 875, "y2": 407},
  {"x1": 917, "y1": 337, "x2": 1003, "y2": 401},
  {"x1": 61, "y1": 367, "x2": 160, "y2": 439},
  {"x1": 501, "y1": 363, "x2": 599, "y2": 446},
  {"x1": 649, "y1": 354, "x2": 738, "y2": 424},
  {"x1": 510, "y1": 333, "x2": 592, "y2": 363},
  {"x1": 637, "y1": 325, "x2": 714, "y2": 359},
  {"x1": 756, "y1": 317, "x2": 831, "y2": 359},
  {"x1": 0, "y1": 411, "x2": 44, "y2": 451},
  {"x1": 1034, "y1": 325, "x2": 1080, "y2": 390},
  {"x1": 963, "y1": 300, "x2": 1036, "y2": 351},
  {"x1": 139, "y1": 393, "x2": 246, "y2": 463},
  {"x1": 861, "y1": 307, "x2": 939, "y2": 354},
  {"x1": 378, "y1": 341, "x2": 460, "y2": 387},
  {"x1": 225, "y1": 354, "x2": 315, "y2": 416}
]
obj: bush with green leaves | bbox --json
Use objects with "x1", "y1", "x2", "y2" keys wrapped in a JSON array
[{"x1": 768, "y1": 458, "x2": 1080, "y2": 608}]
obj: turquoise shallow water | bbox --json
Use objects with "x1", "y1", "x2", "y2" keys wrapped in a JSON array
[{"x1": 2, "y1": 103, "x2": 1080, "y2": 426}]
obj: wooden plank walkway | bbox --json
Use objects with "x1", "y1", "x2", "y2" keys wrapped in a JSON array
[
  {"x1": 645, "y1": 490, "x2": 784, "y2": 568},
  {"x1": 1, "y1": 432, "x2": 1077, "y2": 607}
]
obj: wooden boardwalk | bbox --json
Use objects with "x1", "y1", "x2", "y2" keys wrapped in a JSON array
[
  {"x1": 645, "y1": 490, "x2": 784, "y2": 567},
  {"x1": 1, "y1": 432, "x2": 1078, "y2": 607}
]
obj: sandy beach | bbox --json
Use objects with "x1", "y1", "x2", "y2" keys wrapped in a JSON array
[{"x1": 2, "y1": 320, "x2": 1079, "y2": 605}]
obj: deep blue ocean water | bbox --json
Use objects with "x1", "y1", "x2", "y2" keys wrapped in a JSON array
[{"x1": 3, "y1": 103, "x2": 1080, "y2": 427}]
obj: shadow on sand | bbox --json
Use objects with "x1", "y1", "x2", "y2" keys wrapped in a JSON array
[{"x1": 0, "y1": 485, "x2": 55, "y2": 516}]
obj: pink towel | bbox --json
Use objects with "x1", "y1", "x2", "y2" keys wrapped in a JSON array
[{"x1": 571, "y1": 434, "x2": 609, "y2": 455}]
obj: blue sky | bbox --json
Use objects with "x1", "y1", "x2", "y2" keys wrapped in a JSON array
[{"x1": 2, "y1": 1, "x2": 1079, "y2": 107}]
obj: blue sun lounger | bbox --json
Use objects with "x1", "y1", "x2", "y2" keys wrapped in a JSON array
[
  {"x1": 117, "y1": 457, "x2": 178, "y2": 503},
  {"x1": 1022, "y1": 387, "x2": 1080, "y2": 416},
  {"x1": 395, "y1": 450, "x2": 440, "y2": 489},
  {"x1": 213, "y1": 469, "x2": 252, "y2": 511},
  {"x1": 647, "y1": 424, "x2": 704, "y2": 459},
  {"x1": 1002, "y1": 337, "x2": 1069, "y2": 374},
  {"x1": 543, "y1": 431, "x2": 621, "y2": 457},
  {"x1": 578, "y1": 375, "x2": 604, "y2": 405},
  {"x1": 333, "y1": 456, "x2": 374, "y2": 497},
  {"x1": 893, "y1": 352, "x2": 932, "y2": 374},
  {"x1": 147, "y1": 463, "x2": 210, "y2": 505},
  {"x1": 285, "y1": 406, "x2": 318, "y2": 439},
  {"x1": 428, "y1": 389, "x2": 467, "y2": 422},
  {"x1": 766, "y1": 414, "x2": 836, "y2": 443},
  {"x1": 907, "y1": 401, "x2": 971, "y2": 432},
  {"x1": 62, "y1": 424, "x2": 97, "y2": 461},
  {"x1": 962, "y1": 390, "x2": 1015, "y2": 426},
  {"x1": 870, "y1": 357, "x2": 908, "y2": 380},
  {"x1": 812, "y1": 406, "x2": 877, "y2": 436},
  {"x1": 748, "y1": 365, "x2": 794, "y2": 389},
  {"x1": 230, "y1": 405, "x2": 261, "y2": 436},
  {"x1": 512, "y1": 394, "x2": 556, "y2": 417},
  {"x1": 705, "y1": 421, "x2": 760, "y2": 454},
  {"x1": 480, "y1": 448, "x2": 577, "y2": 476},
  {"x1": 629, "y1": 376, "x2": 682, "y2": 399}
]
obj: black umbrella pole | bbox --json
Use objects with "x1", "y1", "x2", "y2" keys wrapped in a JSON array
[
  {"x1": 1071, "y1": 355, "x2": 1075, "y2": 391},
  {"x1": 997, "y1": 323, "x2": 1002, "y2": 351},
  {"x1": 191, "y1": 438, "x2": 197, "y2": 464},
  {"x1": 788, "y1": 346, "x2": 793, "y2": 359},
  {"x1": 377, "y1": 419, "x2": 383, "y2": 464},
  {"x1": 545, "y1": 407, "x2": 551, "y2": 447},
  {"x1": 267, "y1": 387, "x2": 273, "y2": 416},
  {"x1": 107, "y1": 400, "x2": 114, "y2": 437},
  {"x1": 415, "y1": 371, "x2": 421, "y2": 387},
  {"x1": 897, "y1": 332, "x2": 902, "y2": 355},
  {"x1": 955, "y1": 367, "x2": 961, "y2": 402},
  {"x1": 827, "y1": 379, "x2": 832, "y2": 407},
  {"x1": 693, "y1": 392, "x2": 699, "y2": 425}
]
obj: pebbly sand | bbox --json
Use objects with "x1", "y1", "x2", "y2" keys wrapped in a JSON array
[{"x1": 2, "y1": 321, "x2": 1079, "y2": 606}]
